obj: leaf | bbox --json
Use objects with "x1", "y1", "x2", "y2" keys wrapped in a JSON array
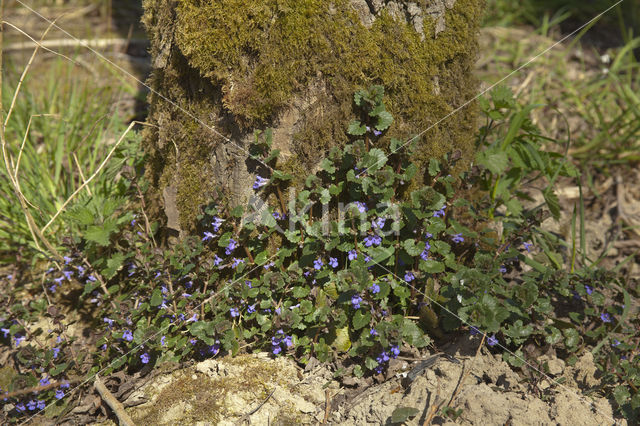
[
  {"x1": 428, "y1": 158, "x2": 440, "y2": 176},
  {"x1": 361, "y1": 148, "x2": 387, "y2": 172},
  {"x1": 375, "y1": 110, "x2": 393, "y2": 131},
  {"x1": 102, "y1": 253, "x2": 125, "y2": 280},
  {"x1": 254, "y1": 251, "x2": 268, "y2": 265},
  {"x1": 84, "y1": 222, "x2": 117, "y2": 246},
  {"x1": 321, "y1": 158, "x2": 336, "y2": 174},
  {"x1": 543, "y1": 189, "x2": 561, "y2": 221},
  {"x1": 390, "y1": 407, "x2": 419, "y2": 424},
  {"x1": 150, "y1": 289, "x2": 163, "y2": 307},
  {"x1": 476, "y1": 149, "x2": 508, "y2": 175},
  {"x1": 333, "y1": 327, "x2": 351, "y2": 352},
  {"x1": 353, "y1": 310, "x2": 371, "y2": 330},
  {"x1": 348, "y1": 120, "x2": 367, "y2": 136}
]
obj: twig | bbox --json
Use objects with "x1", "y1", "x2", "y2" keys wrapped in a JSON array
[
  {"x1": 73, "y1": 152, "x2": 92, "y2": 196},
  {"x1": 3, "y1": 37, "x2": 148, "y2": 53},
  {"x1": 236, "y1": 388, "x2": 276, "y2": 425},
  {"x1": 94, "y1": 374, "x2": 136, "y2": 426},
  {"x1": 322, "y1": 388, "x2": 331, "y2": 424}
]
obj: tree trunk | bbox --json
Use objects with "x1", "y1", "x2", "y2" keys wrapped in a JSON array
[{"x1": 141, "y1": 0, "x2": 484, "y2": 235}]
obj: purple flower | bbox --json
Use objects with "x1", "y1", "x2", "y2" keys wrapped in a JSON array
[
  {"x1": 499, "y1": 265, "x2": 507, "y2": 273},
  {"x1": 272, "y1": 345, "x2": 282, "y2": 355},
  {"x1": 122, "y1": 330, "x2": 133, "y2": 342},
  {"x1": 364, "y1": 235, "x2": 382, "y2": 247},
  {"x1": 16, "y1": 402, "x2": 25, "y2": 412},
  {"x1": 230, "y1": 307, "x2": 239, "y2": 318},
  {"x1": 54, "y1": 276, "x2": 65, "y2": 284},
  {"x1": 390, "y1": 345, "x2": 400, "y2": 358},
  {"x1": 103, "y1": 317, "x2": 114, "y2": 327},
  {"x1": 52, "y1": 347, "x2": 60, "y2": 358},
  {"x1": 470, "y1": 326, "x2": 481, "y2": 336},
  {"x1": 433, "y1": 206, "x2": 446, "y2": 218},
  {"x1": 231, "y1": 258, "x2": 244, "y2": 268},
  {"x1": 404, "y1": 272, "x2": 415, "y2": 282},
  {"x1": 264, "y1": 261, "x2": 275, "y2": 270},
  {"x1": 140, "y1": 352, "x2": 150, "y2": 364},
  {"x1": 354, "y1": 201, "x2": 368, "y2": 213},
  {"x1": 225, "y1": 238, "x2": 237, "y2": 255},
  {"x1": 314, "y1": 258, "x2": 324, "y2": 270},
  {"x1": 213, "y1": 255, "x2": 223, "y2": 266},
  {"x1": 253, "y1": 175, "x2": 269, "y2": 189},
  {"x1": 202, "y1": 231, "x2": 215, "y2": 242},
  {"x1": 283, "y1": 335, "x2": 293, "y2": 347},
  {"x1": 373, "y1": 129, "x2": 383, "y2": 136},
  {"x1": 329, "y1": 257, "x2": 338, "y2": 268},
  {"x1": 452, "y1": 233, "x2": 464, "y2": 244},
  {"x1": 211, "y1": 216, "x2": 224, "y2": 232},
  {"x1": 55, "y1": 389, "x2": 64, "y2": 400},
  {"x1": 601, "y1": 312, "x2": 612, "y2": 323},
  {"x1": 27, "y1": 400, "x2": 36, "y2": 411},
  {"x1": 187, "y1": 313, "x2": 198, "y2": 322},
  {"x1": 351, "y1": 295, "x2": 363, "y2": 309},
  {"x1": 522, "y1": 241, "x2": 532, "y2": 252},
  {"x1": 348, "y1": 250, "x2": 358, "y2": 261},
  {"x1": 612, "y1": 339, "x2": 621, "y2": 347},
  {"x1": 372, "y1": 217, "x2": 386, "y2": 230},
  {"x1": 585, "y1": 285, "x2": 593, "y2": 295},
  {"x1": 487, "y1": 334, "x2": 498, "y2": 347},
  {"x1": 14, "y1": 335, "x2": 24, "y2": 347},
  {"x1": 1, "y1": 327, "x2": 10, "y2": 338},
  {"x1": 376, "y1": 351, "x2": 390, "y2": 364},
  {"x1": 370, "y1": 328, "x2": 378, "y2": 336},
  {"x1": 161, "y1": 336, "x2": 166, "y2": 346},
  {"x1": 39, "y1": 376, "x2": 50, "y2": 387},
  {"x1": 275, "y1": 307, "x2": 282, "y2": 315},
  {"x1": 62, "y1": 269, "x2": 73, "y2": 280},
  {"x1": 37, "y1": 400, "x2": 45, "y2": 410},
  {"x1": 76, "y1": 265, "x2": 85, "y2": 276},
  {"x1": 351, "y1": 294, "x2": 362, "y2": 309},
  {"x1": 63, "y1": 256, "x2": 73, "y2": 264},
  {"x1": 247, "y1": 304, "x2": 256, "y2": 314},
  {"x1": 60, "y1": 381, "x2": 70, "y2": 389},
  {"x1": 369, "y1": 283, "x2": 380, "y2": 294}
]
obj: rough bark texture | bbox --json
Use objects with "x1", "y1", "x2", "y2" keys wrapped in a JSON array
[{"x1": 141, "y1": 0, "x2": 484, "y2": 234}]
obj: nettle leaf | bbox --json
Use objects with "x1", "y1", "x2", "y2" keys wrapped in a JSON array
[
  {"x1": 353, "y1": 310, "x2": 371, "y2": 330},
  {"x1": 348, "y1": 120, "x2": 367, "y2": 136},
  {"x1": 476, "y1": 148, "x2": 509, "y2": 175},
  {"x1": 84, "y1": 221, "x2": 118, "y2": 246}
]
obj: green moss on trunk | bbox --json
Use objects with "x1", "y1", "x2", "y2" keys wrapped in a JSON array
[{"x1": 142, "y1": 0, "x2": 484, "y2": 232}]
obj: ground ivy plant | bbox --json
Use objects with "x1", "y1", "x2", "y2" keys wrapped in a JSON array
[{"x1": 1, "y1": 85, "x2": 637, "y2": 423}]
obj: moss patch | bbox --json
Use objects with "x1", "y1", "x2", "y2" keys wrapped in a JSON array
[{"x1": 143, "y1": 0, "x2": 483, "y2": 230}]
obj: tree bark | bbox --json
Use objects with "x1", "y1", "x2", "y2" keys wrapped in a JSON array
[{"x1": 141, "y1": 0, "x2": 484, "y2": 235}]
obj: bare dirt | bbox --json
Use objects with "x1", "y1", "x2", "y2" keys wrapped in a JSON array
[{"x1": 85, "y1": 334, "x2": 623, "y2": 425}]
